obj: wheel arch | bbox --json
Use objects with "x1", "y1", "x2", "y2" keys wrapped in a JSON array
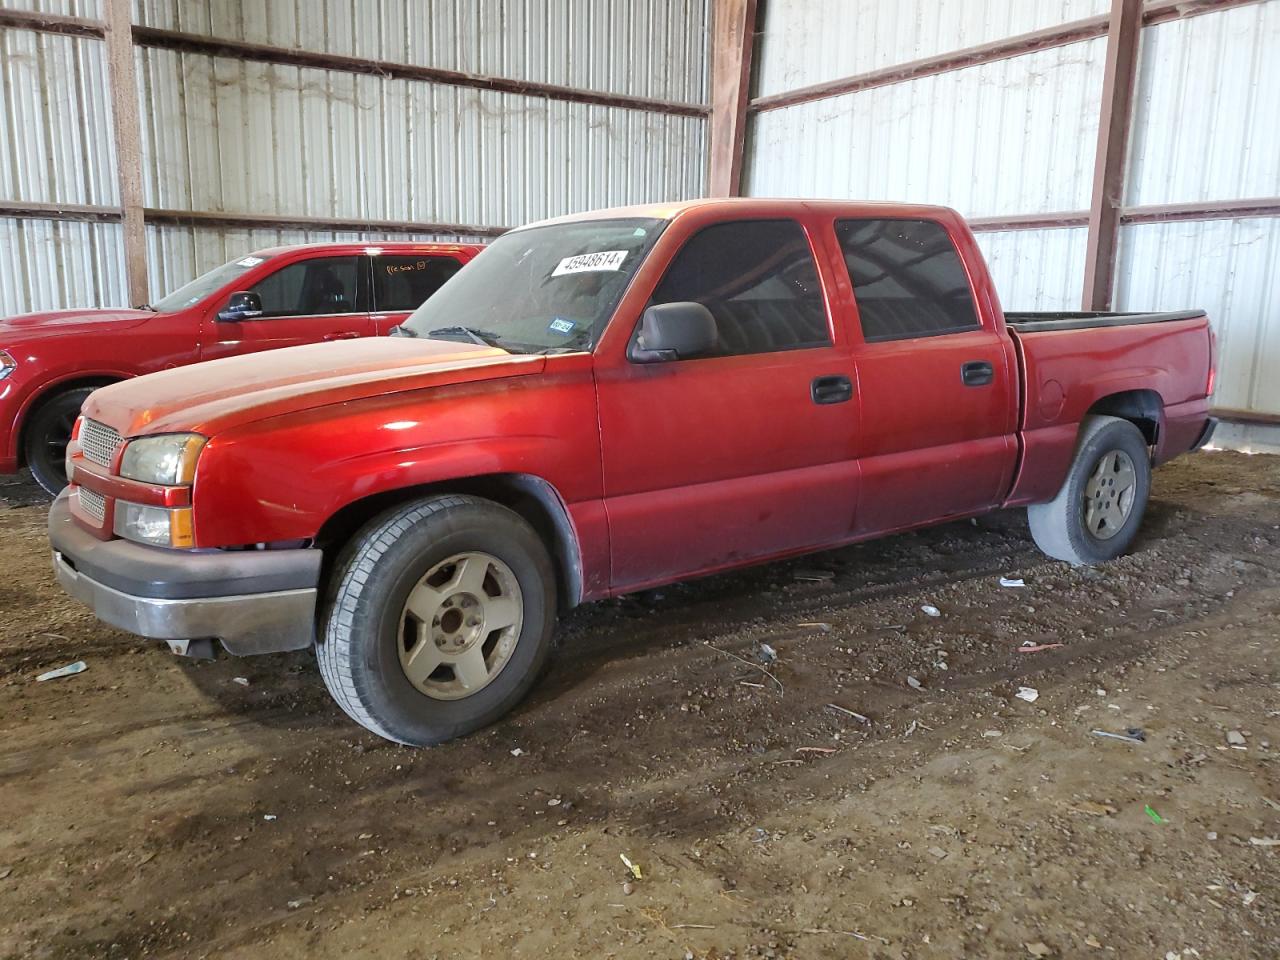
[
  {"x1": 315, "y1": 473, "x2": 585, "y2": 611},
  {"x1": 16, "y1": 374, "x2": 125, "y2": 468},
  {"x1": 1083, "y1": 389, "x2": 1164, "y2": 447}
]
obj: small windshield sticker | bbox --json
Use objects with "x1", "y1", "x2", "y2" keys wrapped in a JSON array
[
  {"x1": 237, "y1": 256, "x2": 265, "y2": 267},
  {"x1": 548, "y1": 317, "x2": 576, "y2": 335},
  {"x1": 551, "y1": 250, "x2": 627, "y2": 277}
]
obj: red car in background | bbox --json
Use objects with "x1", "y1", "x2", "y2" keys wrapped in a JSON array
[{"x1": 0, "y1": 241, "x2": 482, "y2": 493}]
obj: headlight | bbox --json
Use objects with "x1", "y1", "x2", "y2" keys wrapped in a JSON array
[
  {"x1": 113, "y1": 501, "x2": 195, "y2": 548},
  {"x1": 64, "y1": 417, "x2": 83, "y2": 483},
  {"x1": 119, "y1": 433, "x2": 206, "y2": 485},
  {"x1": 0, "y1": 350, "x2": 15, "y2": 381}
]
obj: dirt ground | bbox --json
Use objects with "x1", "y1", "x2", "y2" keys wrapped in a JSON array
[{"x1": 1, "y1": 452, "x2": 1277, "y2": 960}]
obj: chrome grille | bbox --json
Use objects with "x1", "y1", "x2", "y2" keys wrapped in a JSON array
[
  {"x1": 78, "y1": 487, "x2": 106, "y2": 522},
  {"x1": 79, "y1": 418, "x2": 122, "y2": 467}
]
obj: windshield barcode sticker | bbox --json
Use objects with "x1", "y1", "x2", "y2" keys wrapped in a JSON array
[{"x1": 551, "y1": 250, "x2": 628, "y2": 277}]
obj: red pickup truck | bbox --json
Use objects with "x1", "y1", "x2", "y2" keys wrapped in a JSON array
[
  {"x1": 48, "y1": 199, "x2": 1216, "y2": 746},
  {"x1": 1, "y1": 240, "x2": 481, "y2": 494}
]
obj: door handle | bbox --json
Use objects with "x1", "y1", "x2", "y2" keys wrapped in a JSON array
[
  {"x1": 323, "y1": 331, "x2": 361, "y2": 341},
  {"x1": 961, "y1": 360, "x2": 994, "y2": 386},
  {"x1": 811, "y1": 374, "x2": 854, "y2": 405}
]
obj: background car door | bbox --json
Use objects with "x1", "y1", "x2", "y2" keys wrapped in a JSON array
[
  {"x1": 202, "y1": 254, "x2": 373, "y2": 360},
  {"x1": 371, "y1": 253, "x2": 466, "y2": 334},
  {"x1": 596, "y1": 218, "x2": 860, "y2": 593},
  {"x1": 837, "y1": 218, "x2": 1019, "y2": 535}
]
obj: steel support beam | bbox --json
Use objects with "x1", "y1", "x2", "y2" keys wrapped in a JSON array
[
  {"x1": 144, "y1": 208, "x2": 506, "y2": 239},
  {"x1": 1082, "y1": 0, "x2": 1143, "y2": 311},
  {"x1": 103, "y1": 0, "x2": 149, "y2": 308},
  {"x1": 707, "y1": 0, "x2": 757, "y2": 196},
  {"x1": 0, "y1": 8, "x2": 105, "y2": 39}
]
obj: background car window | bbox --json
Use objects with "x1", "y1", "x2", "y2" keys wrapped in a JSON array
[
  {"x1": 374, "y1": 256, "x2": 463, "y2": 312},
  {"x1": 251, "y1": 257, "x2": 361, "y2": 318},
  {"x1": 649, "y1": 219, "x2": 829, "y2": 358},
  {"x1": 836, "y1": 219, "x2": 980, "y2": 342}
]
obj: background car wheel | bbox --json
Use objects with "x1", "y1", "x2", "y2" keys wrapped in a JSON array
[
  {"x1": 317, "y1": 494, "x2": 558, "y2": 746},
  {"x1": 23, "y1": 387, "x2": 94, "y2": 497},
  {"x1": 1027, "y1": 415, "x2": 1152, "y2": 566}
]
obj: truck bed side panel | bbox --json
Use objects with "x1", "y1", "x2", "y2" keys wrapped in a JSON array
[{"x1": 1005, "y1": 316, "x2": 1211, "y2": 506}]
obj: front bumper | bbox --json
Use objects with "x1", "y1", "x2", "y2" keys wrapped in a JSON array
[{"x1": 48, "y1": 491, "x2": 321, "y2": 656}]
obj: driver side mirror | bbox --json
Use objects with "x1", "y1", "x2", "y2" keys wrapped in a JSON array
[
  {"x1": 217, "y1": 291, "x2": 263, "y2": 322},
  {"x1": 628, "y1": 302, "x2": 718, "y2": 363}
]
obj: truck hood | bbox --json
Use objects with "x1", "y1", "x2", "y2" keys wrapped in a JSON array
[
  {"x1": 0, "y1": 307, "x2": 153, "y2": 340},
  {"x1": 83, "y1": 338, "x2": 546, "y2": 439}
]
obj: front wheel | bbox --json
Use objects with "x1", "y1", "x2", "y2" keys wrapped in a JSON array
[
  {"x1": 1027, "y1": 415, "x2": 1152, "y2": 566},
  {"x1": 24, "y1": 387, "x2": 95, "y2": 496},
  {"x1": 317, "y1": 495, "x2": 558, "y2": 746}
]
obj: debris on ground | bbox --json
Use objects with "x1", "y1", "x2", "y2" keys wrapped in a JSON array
[
  {"x1": 1226, "y1": 730, "x2": 1247, "y2": 747},
  {"x1": 907, "y1": 675, "x2": 924, "y2": 690},
  {"x1": 1000, "y1": 577, "x2": 1027, "y2": 588},
  {"x1": 1019, "y1": 642, "x2": 1065, "y2": 653},
  {"x1": 262, "y1": 814, "x2": 277, "y2": 821},
  {"x1": 510, "y1": 748, "x2": 525, "y2": 757},
  {"x1": 35, "y1": 660, "x2": 87, "y2": 682},
  {"x1": 756, "y1": 642, "x2": 777, "y2": 664},
  {"x1": 1248, "y1": 836, "x2": 1280, "y2": 847},
  {"x1": 1091, "y1": 728, "x2": 1146, "y2": 744},
  {"x1": 232, "y1": 677, "x2": 250, "y2": 686},
  {"x1": 921, "y1": 604, "x2": 941, "y2": 617},
  {"x1": 794, "y1": 569, "x2": 834, "y2": 582},
  {"x1": 799, "y1": 621, "x2": 832, "y2": 632},
  {"x1": 619, "y1": 854, "x2": 642, "y2": 880},
  {"x1": 826, "y1": 703, "x2": 870, "y2": 724},
  {"x1": 1025, "y1": 941, "x2": 1053, "y2": 958},
  {"x1": 1144, "y1": 805, "x2": 1165, "y2": 824},
  {"x1": 1016, "y1": 686, "x2": 1039, "y2": 703}
]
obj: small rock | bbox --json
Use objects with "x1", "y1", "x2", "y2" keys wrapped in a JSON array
[
  {"x1": 1226, "y1": 730, "x2": 1246, "y2": 746},
  {"x1": 921, "y1": 604, "x2": 941, "y2": 617},
  {"x1": 1025, "y1": 943, "x2": 1053, "y2": 958},
  {"x1": 982, "y1": 730, "x2": 1003, "y2": 738},
  {"x1": 927, "y1": 846, "x2": 948, "y2": 860},
  {"x1": 907, "y1": 676, "x2": 923, "y2": 690},
  {"x1": 622, "y1": 881, "x2": 634, "y2": 895}
]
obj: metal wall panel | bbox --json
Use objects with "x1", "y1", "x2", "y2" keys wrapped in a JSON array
[
  {"x1": 754, "y1": 0, "x2": 1109, "y2": 98},
  {"x1": 974, "y1": 227, "x2": 1088, "y2": 311},
  {"x1": 745, "y1": 38, "x2": 1105, "y2": 218},
  {"x1": 145, "y1": 223, "x2": 489, "y2": 303},
  {"x1": 0, "y1": 26, "x2": 116, "y2": 205},
  {"x1": 137, "y1": 47, "x2": 707, "y2": 228},
  {"x1": 132, "y1": 0, "x2": 711, "y2": 105},
  {"x1": 1115, "y1": 218, "x2": 1280, "y2": 416},
  {"x1": 0, "y1": 217, "x2": 126, "y2": 314},
  {"x1": 1127, "y1": 2, "x2": 1280, "y2": 207},
  {"x1": 0, "y1": 1, "x2": 102, "y2": 16}
]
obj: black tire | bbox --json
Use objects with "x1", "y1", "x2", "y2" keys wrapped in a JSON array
[
  {"x1": 1027, "y1": 415, "x2": 1152, "y2": 566},
  {"x1": 317, "y1": 495, "x2": 558, "y2": 746},
  {"x1": 24, "y1": 387, "x2": 95, "y2": 497}
]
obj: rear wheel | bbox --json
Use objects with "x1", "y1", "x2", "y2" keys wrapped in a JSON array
[
  {"x1": 317, "y1": 495, "x2": 557, "y2": 746},
  {"x1": 23, "y1": 387, "x2": 94, "y2": 496},
  {"x1": 1027, "y1": 415, "x2": 1152, "y2": 565}
]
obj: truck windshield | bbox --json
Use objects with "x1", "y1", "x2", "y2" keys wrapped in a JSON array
[
  {"x1": 151, "y1": 254, "x2": 271, "y2": 313},
  {"x1": 400, "y1": 218, "x2": 664, "y2": 353}
]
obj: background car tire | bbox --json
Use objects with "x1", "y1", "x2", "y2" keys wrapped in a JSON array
[
  {"x1": 317, "y1": 494, "x2": 558, "y2": 746},
  {"x1": 1027, "y1": 415, "x2": 1152, "y2": 566},
  {"x1": 23, "y1": 386, "x2": 94, "y2": 497}
]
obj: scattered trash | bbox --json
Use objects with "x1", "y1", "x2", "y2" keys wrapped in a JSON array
[
  {"x1": 1019, "y1": 642, "x2": 1064, "y2": 653},
  {"x1": 904, "y1": 720, "x2": 919, "y2": 737},
  {"x1": 1248, "y1": 836, "x2": 1280, "y2": 847},
  {"x1": 1091, "y1": 728, "x2": 1146, "y2": 744},
  {"x1": 622, "y1": 881, "x2": 634, "y2": 895},
  {"x1": 1016, "y1": 686, "x2": 1039, "y2": 703},
  {"x1": 1085, "y1": 935, "x2": 1102, "y2": 949},
  {"x1": 286, "y1": 896, "x2": 312, "y2": 910},
  {"x1": 921, "y1": 604, "x2": 941, "y2": 617},
  {"x1": 0, "y1": 867, "x2": 11, "y2": 880},
  {"x1": 1144, "y1": 805, "x2": 1165, "y2": 824},
  {"x1": 1069, "y1": 801, "x2": 1118, "y2": 817},
  {"x1": 1025, "y1": 942, "x2": 1053, "y2": 958},
  {"x1": 619, "y1": 853, "x2": 643, "y2": 880},
  {"x1": 982, "y1": 729, "x2": 1003, "y2": 738},
  {"x1": 906, "y1": 675, "x2": 924, "y2": 690},
  {"x1": 231, "y1": 677, "x2": 250, "y2": 686},
  {"x1": 1226, "y1": 730, "x2": 1247, "y2": 747},
  {"x1": 825, "y1": 703, "x2": 870, "y2": 724},
  {"x1": 756, "y1": 642, "x2": 778, "y2": 664},
  {"x1": 799, "y1": 621, "x2": 832, "y2": 632},
  {"x1": 1000, "y1": 577, "x2": 1026, "y2": 588},
  {"x1": 1206, "y1": 831, "x2": 1218, "y2": 841},
  {"x1": 510, "y1": 748, "x2": 525, "y2": 757},
  {"x1": 794, "y1": 568, "x2": 834, "y2": 582},
  {"x1": 705, "y1": 641, "x2": 783, "y2": 694},
  {"x1": 927, "y1": 846, "x2": 948, "y2": 860},
  {"x1": 547, "y1": 798, "x2": 561, "y2": 807},
  {"x1": 796, "y1": 746, "x2": 837, "y2": 754},
  {"x1": 36, "y1": 661, "x2": 87, "y2": 682},
  {"x1": 1243, "y1": 890, "x2": 1258, "y2": 906},
  {"x1": 263, "y1": 814, "x2": 277, "y2": 821}
]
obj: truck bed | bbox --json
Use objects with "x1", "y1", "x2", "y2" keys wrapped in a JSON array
[{"x1": 1005, "y1": 309, "x2": 1205, "y2": 333}]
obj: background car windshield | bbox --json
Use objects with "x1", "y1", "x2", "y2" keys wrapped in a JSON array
[
  {"x1": 152, "y1": 254, "x2": 268, "y2": 313},
  {"x1": 401, "y1": 218, "x2": 664, "y2": 352}
]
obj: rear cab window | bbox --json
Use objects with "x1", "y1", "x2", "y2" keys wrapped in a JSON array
[
  {"x1": 374, "y1": 255, "x2": 464, "y2": 312},
  {"x1": 645, "y1": 219, "x2": 830, "y2": 359},
  {"x1": 835, "y1": 219, "x2": 980, "y2": 342}
]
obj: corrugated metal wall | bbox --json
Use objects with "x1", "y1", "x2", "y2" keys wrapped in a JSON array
[
  {"x1": 745, "y1": 0, "x2": 1280, "y2": 418},
  {"x1": 1, "y1": 0, "x2": 710, "y2": 313}
]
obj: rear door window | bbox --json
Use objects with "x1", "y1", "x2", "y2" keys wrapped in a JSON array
[
  {"x1": 835, "y1": 219, "x2": 980, "y2": 342},
  {"x1": 250, "y1": 256, "x2": 366, "y2": 318},
  {"x1": 648, "y1": 219, "x2": 830, "y2": 358},
  {"x1": 374, "y1": 255, "x2": 464, "y2": 312}
]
